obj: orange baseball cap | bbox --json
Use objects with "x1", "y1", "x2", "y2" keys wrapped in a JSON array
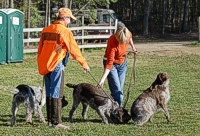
[{"x1": 57, "y1": 8, "x2": 77, "y2": 20}]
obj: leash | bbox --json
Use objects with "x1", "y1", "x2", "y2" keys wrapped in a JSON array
[
  {"x1": 87, "y1": 71, "x2": 115, "y2": 103},
  {"x1": 39, "y1": 76, "x2": 45, "y2": 105},
  {"x1": 123, "y1": 52, "x2": 137, "y2": 108}
]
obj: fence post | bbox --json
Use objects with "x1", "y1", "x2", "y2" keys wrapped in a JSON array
[{"x1": 199, "y1": 16, "x2": 200, "y2": 42}]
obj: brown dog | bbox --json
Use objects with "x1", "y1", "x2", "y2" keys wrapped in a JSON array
[
  {"x1": 130, "y1": 72, "x2": 172, "y2": 126},
  {"x1": 66, "y1": 83, "x2": 131, "y2": 124}
]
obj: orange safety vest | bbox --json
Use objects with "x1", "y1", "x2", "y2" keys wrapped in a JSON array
[{"x1": 37, "y1": 20, "x2": 88, "y2": 75}]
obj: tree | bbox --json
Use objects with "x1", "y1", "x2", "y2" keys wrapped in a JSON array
[
  {"x1": 182, "y1": 0, "x2": 189, "y2": 32},
  {"x1": 1, "y1": 0, "x2": 199, "y2": 37},
  {"x1": 143, "y1": 0, "x2": 151, "y2": 36},
  {"x1": 9, "y1": 0, "x2": 13, "y2": 8},
  {"x1": 161, "y1": 0, "x2": 166, "y2": 34},
  {"x1": 199, "y1": 0, "x2": 200, "y2": 16},
  {"x1": 63, "y1": 0, "x2": 68, "y2": 7},
  {"x1": 45, "y1": 0, "x2": 50, "y2": 26},
  {"x1": 171, "y1": 0, "x2": 177, "y2": 32}
]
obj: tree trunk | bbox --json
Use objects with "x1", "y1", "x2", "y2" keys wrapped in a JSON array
[
  {"x1": 45, "y1": 0, "x2": 51, "y2": 26},
  {"x1": 63, "y1": 0, "x2": 68, "y2": 7},
  {"x1": 161, "y1": 0, "x2": 166, "y2": 34},
  {"x1": 9, "y1": 0, "x2": 13, "y2": 8},
  {"x1": 69, "y1": 0, "x2": 72, "y2": 9},
  {"x1": 27, "y1": 0, "x2": 31, "y2": 46},
  {"x1": 131, "y1": 0, "x2": 134, "y2": 28},
  {"x1": 198, "y1": 0, "x2": 200, "y2": 16},
  {"x1": 143, "y1": 0, "x2": 151, "y2": 36},
  {"x1": 182, "y1": 0, "x2": 189, "y2": 32},
  {"x1": 131, "y1": 0, "x2": 138, "y2": 29},
  {"x1": 171, "y1": 0, "x2": 176, "y2": 32},
  {"x1": 45, "y1": 0, "x2": 48, "y2": 27},
  {"x1": 47, "y1": 0, "x2": 50, "y2": 25},
  {"x1": 199, "y1": 17, "x2": 200, "y2": 42}
]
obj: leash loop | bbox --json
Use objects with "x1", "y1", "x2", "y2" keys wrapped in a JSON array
[{"x1": 123, "y1": 52, "x2": 137, "y2": 108}]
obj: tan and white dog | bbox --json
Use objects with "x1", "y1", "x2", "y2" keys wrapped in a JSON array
[{"x1": 131, "y1": 72, "x2": 172, "y2": 126}]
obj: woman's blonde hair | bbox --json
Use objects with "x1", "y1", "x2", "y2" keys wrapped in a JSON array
[{"x1": 115, "y1": 27, "x2": 130, "y2": 45}]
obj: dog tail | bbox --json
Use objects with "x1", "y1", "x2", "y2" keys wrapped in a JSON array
[{"x1": 65, "y1": 83, "x2": 76, "y2": 88}]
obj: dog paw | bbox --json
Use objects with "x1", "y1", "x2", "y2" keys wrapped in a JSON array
[
  {"x1": 148, "y1": 118, "x2": 153, "y2": 123},
  {"x1": 26, "y1": 121, "x2": 33, "y2": 125},
  {"x1": 134, "y1": 121, "x2": 145, "y2": 126},
  {"x1": 135, "y1": 123, "x2": 144, "y2": 127},
  {"x1": 10, "y1": 124, "x2": 17, "y2": 127},
  {"x1": 167, "y1": 118, "x2": 172, "y2": 122}
]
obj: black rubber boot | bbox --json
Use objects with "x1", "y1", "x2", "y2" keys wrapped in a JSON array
[
  {"x1": 51, "y1": 98, "x2": 70, "y2": 130},
  {"x1": 46, "y1": 97, "x2": 52, "y2": 126}
]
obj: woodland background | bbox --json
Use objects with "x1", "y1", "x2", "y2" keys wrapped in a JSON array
[{"x1": 0, "y1": 0, "x2": 200, "y2": 37}]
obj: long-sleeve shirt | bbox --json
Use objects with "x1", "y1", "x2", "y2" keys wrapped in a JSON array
[
  {"x1": 37, "y1": 20, "x2": 88, "y2": 69},
  {"x1": 104, "y1": 32, "x2": 132, "y2": 70}
]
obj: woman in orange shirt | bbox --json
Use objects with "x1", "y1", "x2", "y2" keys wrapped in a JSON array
[{"x1": 98, "y1": 22, "x2": 137, "y2": 106}]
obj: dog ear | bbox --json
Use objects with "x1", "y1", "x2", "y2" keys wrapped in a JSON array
[
  {"x1": 116, "y1": 108, "x2": 125, "y2": 123},
  {"x1": 159, "y1": 72, "x2": 168, "y2": 82},
  {"x1": 10, "y1": 88, "x2": 19, "y2": 94},
  {"x1": 113, "y1": 101, "x2": 119, "y2": 108},
  {"x1": 158, "y1": 72, "x2": 163, "y2": 81},
  {"x1": 122, "y1": 108, "x2": 128, "y2": 113}
]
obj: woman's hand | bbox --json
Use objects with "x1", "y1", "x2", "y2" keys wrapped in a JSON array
[
  {"x1": 132, "y1": 50, "x2": 138, "y2": 55},
  {"x1": 97, "y1": 80, "x2": 104, "y2": 90}
]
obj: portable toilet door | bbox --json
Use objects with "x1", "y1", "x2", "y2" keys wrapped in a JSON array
[
  {"x1": 3, "y1": 9, "x2": 24, "y2": 63},
  {"x1": 0, "y1": 10, "x2": 7, "y2": 64}
]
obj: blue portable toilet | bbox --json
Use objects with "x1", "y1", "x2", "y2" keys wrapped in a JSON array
[{"x1": 0, "y1": 8, "x2": 24, "y2": 64}]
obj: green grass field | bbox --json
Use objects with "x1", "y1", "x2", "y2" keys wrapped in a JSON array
[{"x1": 0, "y1": 48, "x2": 200, "y2": 136}]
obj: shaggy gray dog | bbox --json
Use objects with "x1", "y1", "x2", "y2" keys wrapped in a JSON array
[
  {"x1": 131, "y1": 72, "x2": 172, "y2": 126},
  {"x1": 10, "y1": 84, "x2": 46, "y2": 126}
]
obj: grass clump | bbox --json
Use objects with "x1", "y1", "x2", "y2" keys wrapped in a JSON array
[{"x1": 187, "y1": 42, "x2": 200, "y2": 47}]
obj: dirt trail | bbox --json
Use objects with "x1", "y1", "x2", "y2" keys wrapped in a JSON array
[
  {"x1": 131, "y1": 41, "x2": 200, "y2": 56},
  {"x1": 24, "y1": 41, "x2": 200, "y2": 56}
]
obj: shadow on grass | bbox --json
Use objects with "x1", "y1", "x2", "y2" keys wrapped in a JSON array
[
  {"x1": 62, "y1": 116, "x2": 134, "y2": 125},
  {"x1": 0, "y1": 114, "x2": 44, "y2": 127},
  {"x1": 62, "y1": 116, "x2": 102, "y2": 124}
]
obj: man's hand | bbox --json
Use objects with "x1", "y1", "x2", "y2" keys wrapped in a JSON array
[{"x1": 84, "y1": 67, "x2": 90, "y2": 73}]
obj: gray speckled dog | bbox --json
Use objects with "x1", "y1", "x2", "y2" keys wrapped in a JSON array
[
  {"x1": 131, "y1": 72, "x2": 172, "y2": 126},
  {"x1": 10, "y1": 84, "x2": 46, "y2": 126}
]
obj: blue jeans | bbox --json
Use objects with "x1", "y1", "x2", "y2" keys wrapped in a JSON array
[
  {"x1": 44, "y1": 61, "x2": 64, "y2": 98},
  {"x1": 103, "y1": 59, "x2": 127, "y2": 106}
]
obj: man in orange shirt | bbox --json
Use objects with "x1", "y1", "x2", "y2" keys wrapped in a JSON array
[
  {"x1": 37, "y1": 8, "x2": 90, "y2": 130},
  {"x1": 98, "y1": 22, "x2": 137, "y2": 106}
]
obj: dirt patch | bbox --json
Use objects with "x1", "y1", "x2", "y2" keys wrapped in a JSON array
[
  {"x1": 133, "y1": 41, "x2": 200, "y2": 56},
  {"x1": 130, "y1": 32, "x2": 200, "y2": 56}
]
